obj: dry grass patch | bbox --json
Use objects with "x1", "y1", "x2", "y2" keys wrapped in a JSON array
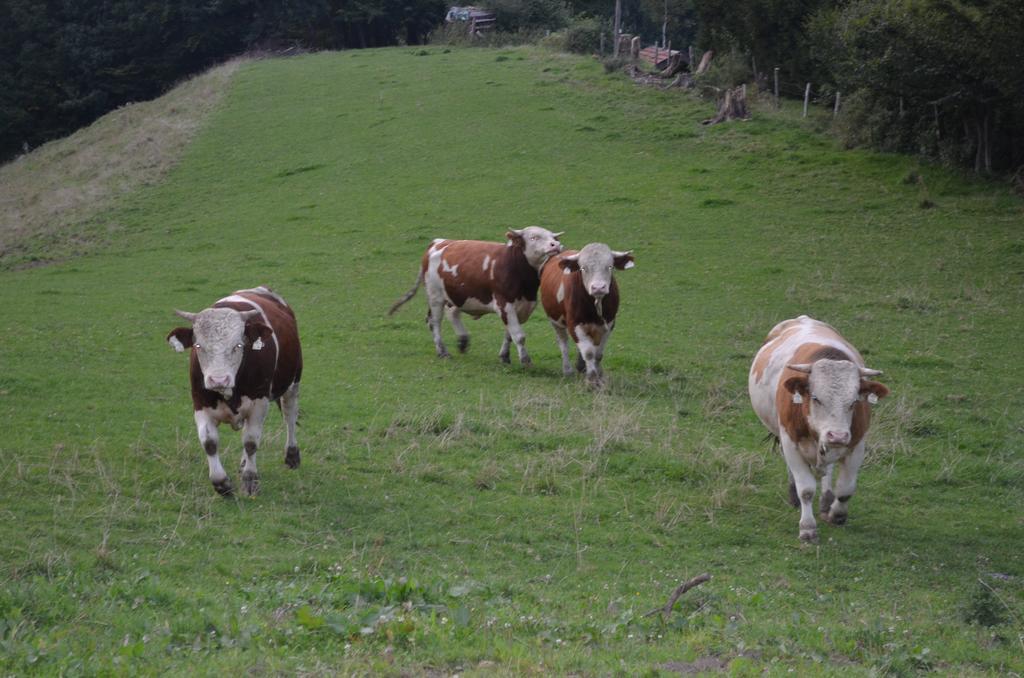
[{"x1": 0, "y1": 57, "x2": 246, "y2": 268}]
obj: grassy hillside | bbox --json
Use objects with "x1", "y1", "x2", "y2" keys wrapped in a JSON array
[{"x1": 1, "y1": 46, "x2": 1022, "y2": 675}]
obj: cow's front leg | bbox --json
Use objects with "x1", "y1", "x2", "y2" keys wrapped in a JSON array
[
  {"x1": 498, "y1": 331, "x2": 512, "y2": 364},
  {"x1": 239, "y1": 398, "x2": 269, "y2": 497},
  {"x1": 594, "y1": 327, "x2": 613, "y2": 379},
  {"x1": 780, "y1": 436, "x2": 818, "y2": 542},
  {"x1": 281, "y1": 383, "x2": 301, "y2": 469},
  {"x1": 572, "y1": 326, "x2": 601, "y2": 385},
  {"x1": 501, "y1": 303, "x2": 531, "y2": 366},
  {"x1": 195, "y1": 409, "x2": 231, "y2": 496},
  {"x1": 827, "y1": 442, "x2": 865, "y2": 525}
]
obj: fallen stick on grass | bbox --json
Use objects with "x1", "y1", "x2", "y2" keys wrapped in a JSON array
[{"x1": 643, "y1": 573, "x2": 711, "y2": 619}]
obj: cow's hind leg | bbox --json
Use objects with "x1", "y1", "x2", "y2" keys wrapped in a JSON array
[
  {"x1": 281, "y1": 383, "x2": 301, "y2": 469},
  {"x1": 551, "y1": 322, "x2": 573, "y2": 376},
  {"x1": 819, "y1": 464, "x2": 836, "y2": 516},
  {"x1": 195, "y1": 410, "x2": 231, "y2": 496},
  {"x1": 427, "y1": 300, "x2": 450, "y2": 358},
  {"x1": 827, "y1": 442, "x2": 865, "y2": 525},
  {"x1": 446, "y1": 307, "x2": 470, "y2": 353},
  {"x1": 499, "y1": 331, "x2": 512, "y2": 364},
  {"x1": 787, "y1": 470, "x2": 800, "y2": 508},
  {"x1": 240, "y1": 398, "x2": 270, "y2": 496}
]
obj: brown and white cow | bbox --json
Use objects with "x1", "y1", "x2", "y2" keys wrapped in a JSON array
[
  {"x1": 749, "y1": 315, "x2": 890, "y2": 541},
  {"x1": 388, "y1": 226, "x2": 563, "y2": 365},
  {"x1": 167, "y1": 286, "x2": 303, "y2": 497},
  {"x1": 540, "y1": 243, "x2": 634, "y2": 384}
]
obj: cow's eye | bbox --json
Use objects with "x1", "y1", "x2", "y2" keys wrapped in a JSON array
[
  {"x1": 194, "y1": 344, "x2": 202, "y2": 351},
  {"x1": 235, "y1": 343, "x2": 244, "y2": 350},
  {"x1": 811, "y1": 395, "x2": 821, "y2": 404},
  {"x1": 581, "y1": 266, "x2": 587, "y2": 272},
  {"x1": 531, "y1": 235, "x2": 539, "y2": 240}
]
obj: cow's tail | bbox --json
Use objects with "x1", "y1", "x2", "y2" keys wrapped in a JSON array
[{"x1": 388, "y1": 269, "x2": 425, "y2": 316}]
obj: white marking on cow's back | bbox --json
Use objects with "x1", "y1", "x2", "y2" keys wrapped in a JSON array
[
  {"x1": 482, "y1": 254, "x2": 490, "y2": 271},
  {"x1": 441, "y1": 258, "x2": 459, "y2": 277},
  {"x1": 556, "y1": 281, "x2": 565, "y2": 303}
]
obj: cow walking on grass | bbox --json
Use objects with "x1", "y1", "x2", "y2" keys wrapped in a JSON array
[
  {"x1": 748, "y1": 315, "x2": 890, "y2": 542},
  {"x1": 389, "y1": 227, "x2": 563, "y2": 365},
  {"x1": 539, "y1": 243, "x2": 634, "y2": 385},
  {"x1": 167, "y1": 286, "x2": 302, "y2": 497}
]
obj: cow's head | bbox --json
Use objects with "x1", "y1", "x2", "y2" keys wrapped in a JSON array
[
  {"x1": 506, "y1": 226, "x2": 564, "y2": 269},
  {"x1": 783, "y1": 359, "x2": 890, "y2": 451},
  {"x1": 559, "y1": 243, "x2": 634, "y2": 300},
  {"x1": 167, "y1": 307, "x2": 273, "y2": 397}
]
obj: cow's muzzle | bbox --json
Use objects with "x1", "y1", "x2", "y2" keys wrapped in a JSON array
[{"x1": 205, "y1": 374, "x2": 233, "y2": 391}]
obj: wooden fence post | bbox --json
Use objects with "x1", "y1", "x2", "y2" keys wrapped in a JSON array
[
  {"x1": 654, "y1": 46, "x2": 659, "y2": 66},
  {"x1": 834, "y1": 91, "x2": 841, "y2": 117},
  {"x1": 803, "y1": 83, "x2": 811, "y2": 117},
  {"x1": 600, "y1": 32, "x2": 605, "y2": 55},
  {"x1": 689, "y1": 45, "x2": 695, "y2": 69},
  {"x1": 773, "y1": 67, "x2": 780, "y2": 109},
  {"x1": 630, "y1": 36, "x2": 640, "y2": 59}
]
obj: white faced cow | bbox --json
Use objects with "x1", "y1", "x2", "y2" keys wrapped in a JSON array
[
  {"x1": 167, "y1": 286, "x2": 302, "y2": 497},
  {"x1": 389, "y1": 226, "x2": 563, "y2": 365},
  {"x1": 539, "y1": 243, "x2": 634, "y2": 385},
  {"x1": 748, "y1": 315, "x2": 890, "y2": 542}
]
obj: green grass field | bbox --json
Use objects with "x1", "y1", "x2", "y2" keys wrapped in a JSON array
[{"x1": 1, "y1": 46, "x2": 1023, "y2": 675}]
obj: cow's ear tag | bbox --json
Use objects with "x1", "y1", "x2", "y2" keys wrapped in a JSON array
[
  {"x1": 867, "y1": 393, "x2": 878, "y2": 405},
  {"x1": 253, "y1": 337, "x2": 264, "y2": 351},
  {"x1": 792, "y1": 393, "x2": 803, "y2": 404}
]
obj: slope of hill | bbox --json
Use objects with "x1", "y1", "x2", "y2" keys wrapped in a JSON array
[
  {"x1": 0, "y1": 58, "x2": 245, "y2": 268},
  {"x1": 0, "y1": 46, "x2": 1021, "y2": 674}
]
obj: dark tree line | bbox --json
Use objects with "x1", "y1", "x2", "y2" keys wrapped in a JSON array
[
  {"x1": 0, "y1": 0, "x2": 446, "y2": 162},
  {"x1": 689, "y1": 0, "x2": 1024, "y2": 173},
  {"x1": 4, "y1": 0, "x2": 1020, "y2": 173}
]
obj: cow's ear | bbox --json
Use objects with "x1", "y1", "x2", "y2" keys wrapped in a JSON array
[
  {"x1": 505, "y1": 229, "x2": 525, "y2": 247},
  {"x1": 559, "y1": 254, "x2": 581, "y2": 272},
  {"x1": 167, "y1": 327, "x2": 193, "y2": 353},
  {"x1": 244, "y1": 323, "x2": 273, "y2": 351},
  {"x1": 783, "y1": 375, "x2": 809, "y2": 396},
  {"x1": 612, "y1": 250, "x2": 635, "y2": 270},
  {"x1": 860, "y1": 380, "x2": 890, "y2": 402}
]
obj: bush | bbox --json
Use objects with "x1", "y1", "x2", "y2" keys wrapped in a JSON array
[
  {"x1": 697, "y1": 49, "x2": 751, "y2": 90},
  {"x1": 562, "y1": 16, "x2": 604, "y2": 54},
  {"x1": 488, "y1": 0, "x2": 568, "y2": 32}
]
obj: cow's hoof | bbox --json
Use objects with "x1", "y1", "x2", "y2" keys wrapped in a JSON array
[
  {"x1": 213, "y1": 478, "x2": 233, "y2": 497},
  {"x1": 457, "y1": 336, "x2": 470, "y2": 353},
  {"x1": 242, "y1": 470, "x2": 260, "y2": 497},
  {"x1": 499, "y1": 353, "x2": 511, "y2": 364},
  {"x1": 575, "y1": 356, "x2": 586, "y2": 373},
  {"x1": 799, "y1": 529, "x2": 818, "y2": 543},
  {"x1": 827, "y1": 511, "x2": 847, "y2": 526},
  {"x1": 819, "y1": 489, "x2": 836, "y2": 515},
  {"x1": 285, "y1": 446, "x2": 301, "y2": 469},
  {"x1": 437, "y1": 349, "x2": 451, "y2": 359}
]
